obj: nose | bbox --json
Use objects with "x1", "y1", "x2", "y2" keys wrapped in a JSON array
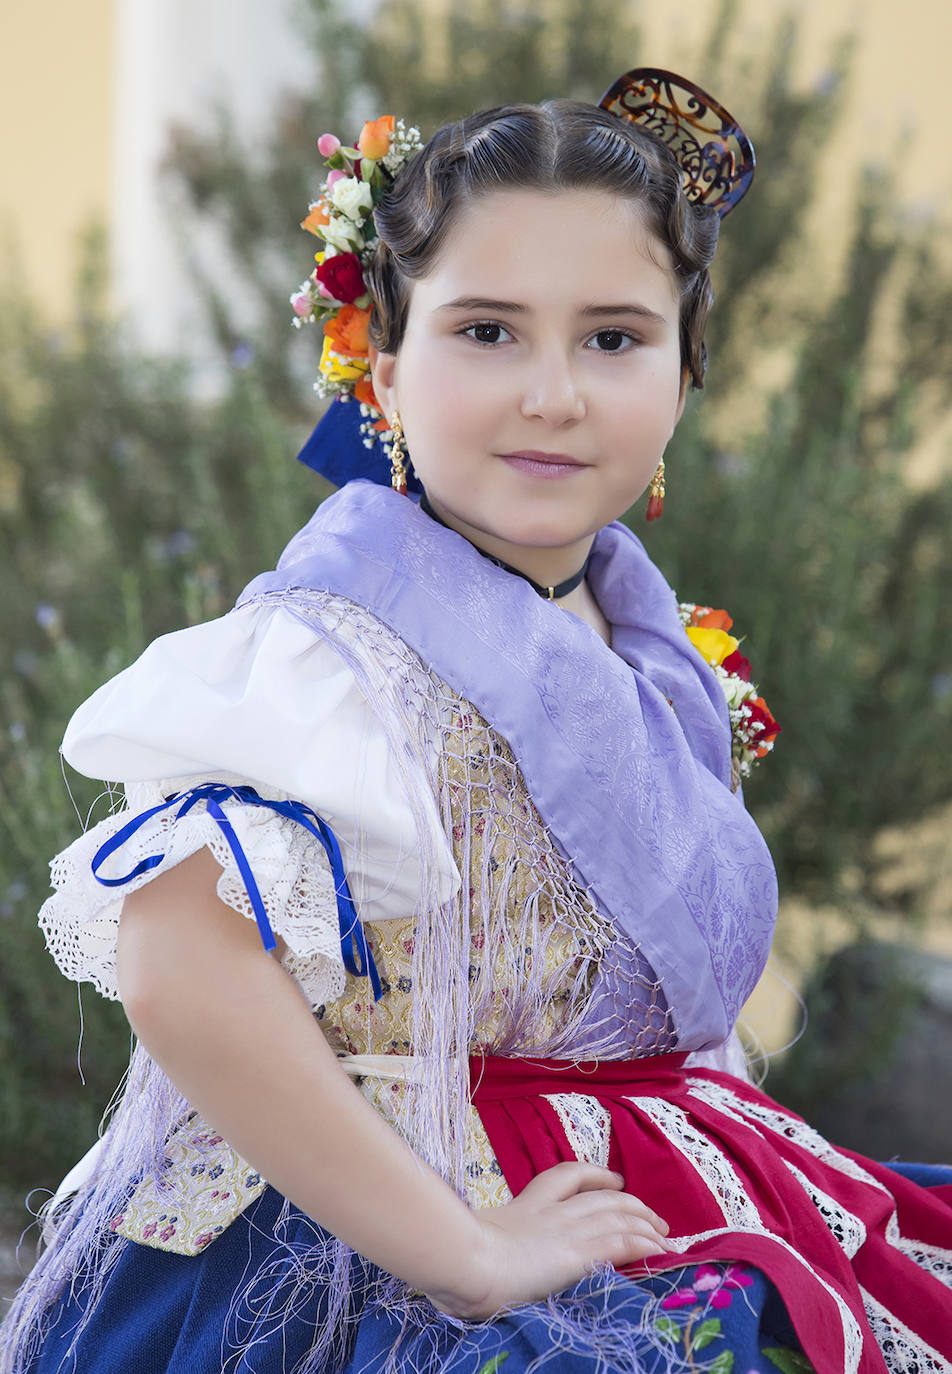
[{"x1": 518, "y1": 346, "x2": 586, "y2": 426}]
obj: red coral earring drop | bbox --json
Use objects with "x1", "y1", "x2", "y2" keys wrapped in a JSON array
[{"x1": 646, "y1": 459, "x2": 665, "y2": 522}]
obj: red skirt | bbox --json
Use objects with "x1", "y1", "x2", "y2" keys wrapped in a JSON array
[{"x1": 469, "y1": 1052, "x2": 952, "y2": 1374}]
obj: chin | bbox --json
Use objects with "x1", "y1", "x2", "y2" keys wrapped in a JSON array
[{"x1": 493, "y1": 525, "x2": 586, "y2": 551}]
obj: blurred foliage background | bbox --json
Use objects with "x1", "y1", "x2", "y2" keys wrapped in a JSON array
[{"x1": 1, "y1": 0, "x2": 951, "y2": 1188}]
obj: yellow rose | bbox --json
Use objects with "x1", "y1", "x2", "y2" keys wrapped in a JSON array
[
  {"x1": 319, "y1": 335, "x2": 369, "y2": 385},
  {"x1": 685, "y1": 626, "x2": 739, "y2": 667}
]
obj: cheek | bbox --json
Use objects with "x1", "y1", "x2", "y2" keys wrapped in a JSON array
[
  {"x1": 609, "y1": 358, "x2": 682, "y2": 433},
  {"x1": 403, "y1": 344, "x2": 486, "y2": 430}
]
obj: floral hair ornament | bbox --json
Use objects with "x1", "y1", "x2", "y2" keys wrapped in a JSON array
[
  {"x1": 290, "y1": 115, "x2": 424, "y2": 474},
  {"x1": 678, "y1": 602, "x2": 781, "y2": 781},
  {"x1": 599, "y1": 67, "x2": 756, "y2": 217}
]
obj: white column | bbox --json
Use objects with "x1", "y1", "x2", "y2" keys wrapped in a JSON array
[{"x1": 111, "y1": 0, "x2": 314, "y2": 381}]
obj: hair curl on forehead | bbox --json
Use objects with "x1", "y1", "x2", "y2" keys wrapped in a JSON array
[{"x1": 365, "y1": 99, "x2": 720, "y2": 388}]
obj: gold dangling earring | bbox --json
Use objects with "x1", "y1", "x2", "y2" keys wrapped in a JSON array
[
  {"x1": 646, "y1": 459, "x2": 665, "y2": 522},
  {"x1": 388, "y1": 412, "x2": 409, "y2": 496}
]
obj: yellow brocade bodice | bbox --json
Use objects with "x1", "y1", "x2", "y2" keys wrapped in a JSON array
[{"x1": 113, "y1": 712, "x2": 667, "y2": 1254}]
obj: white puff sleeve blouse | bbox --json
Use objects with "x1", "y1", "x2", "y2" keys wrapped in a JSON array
[{"x1": 40, "y1": 599, "x2": 460, "y2": 1012}]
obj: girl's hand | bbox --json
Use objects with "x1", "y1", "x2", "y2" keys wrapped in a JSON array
[{"x1": 427, "y1": 1161, "x2": 674, "y2": 1319}]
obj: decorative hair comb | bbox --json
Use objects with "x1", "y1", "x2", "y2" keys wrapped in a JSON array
[{"x1": 599, "y1": 67, "x2": 755, "y2": 217}]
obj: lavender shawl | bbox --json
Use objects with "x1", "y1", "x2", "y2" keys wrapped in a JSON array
[{"x1": 240, "y1": 480, "x2": 777, "y2": 1050}]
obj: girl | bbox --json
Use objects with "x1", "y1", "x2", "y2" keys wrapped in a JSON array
[{"x1": 3, "y1": 70, "x2": 951, "y2": 1374}]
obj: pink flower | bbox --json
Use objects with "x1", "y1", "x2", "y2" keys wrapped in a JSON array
[
  {"x1": 291, "y1": 292, "x2": 312, "y2": 317},
  {"x1": 661, "y1": 1287, "x2": 699, "y2": 1309},
  {"x1": 326, "y1": 168, "x2": 346, "y2": 189},
  {"x1": 660, "y1": 1262, "x2": 753, "y2": 1311},
  {"x1": 318, "y1": 133, "x2": 341, "y2": 157}
]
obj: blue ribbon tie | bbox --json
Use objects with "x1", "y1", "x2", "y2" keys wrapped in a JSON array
[{"x1": 91, "y1": 782, "x2": 383, "y2": 1001}]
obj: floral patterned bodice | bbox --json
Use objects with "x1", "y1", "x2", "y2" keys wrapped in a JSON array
[{"x1": 111, "y1": 709, "x2": 673, "y2": 1255}]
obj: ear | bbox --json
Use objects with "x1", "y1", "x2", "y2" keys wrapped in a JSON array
[
  {"x1": 368, "y1": 343, "x2": 398, "y2": 422},
  {"x1": 674, "y1": 366, "x2": 690, "y2": 426}
]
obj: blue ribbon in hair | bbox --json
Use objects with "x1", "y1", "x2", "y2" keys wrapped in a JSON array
[
  {"x1": 91, "y1": 782, "x2": 383, "y2": 1001},
  {"x1": 297, "y1": 396, "x2": 423, "y2": 495}
]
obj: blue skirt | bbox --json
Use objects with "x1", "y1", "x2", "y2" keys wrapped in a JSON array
[
  {"x1": 25, "y1": 1165, "x2": 952, "y2": 1373},
  {"x1": 27, "y1": 1184, "x2": 813, "y2": 1374}
]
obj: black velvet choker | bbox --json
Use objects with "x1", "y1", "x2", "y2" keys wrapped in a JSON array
[{"x1": 419, "y1": 493, "x2": 590, "y2": 601}]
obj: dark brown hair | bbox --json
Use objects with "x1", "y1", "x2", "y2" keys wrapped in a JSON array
[{"x1": 366, "y1": 100, "x2": 720, "y2": 387}]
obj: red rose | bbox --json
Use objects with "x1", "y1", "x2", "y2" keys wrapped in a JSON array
[
  {"x1": 746, "y1": 696, "x2": 781, "y2": 752},
  {"x1": 315, "y1": 252, "x2": 367, "y2": 304},
  {"x1": 722, "y1": 649, "x2": 752, "y2": 682}
]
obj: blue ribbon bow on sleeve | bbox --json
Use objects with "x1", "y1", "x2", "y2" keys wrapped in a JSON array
[{"x1": 91, "y1": 782, "x2": 383, "y2": 1000}]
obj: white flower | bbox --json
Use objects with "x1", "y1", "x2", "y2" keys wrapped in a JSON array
[
  {"x1": 724, "y1": 676, "x2": 754, "y2": 709},
  {"x1": 321, "y1": 213, "x2": 363, "y2": 252},
  {"x1": 383, "y1": 121, "x2": 424, "y2": 174},
  {"x1": 328, "y1": 176, "x2": 373, "y2": 220}
]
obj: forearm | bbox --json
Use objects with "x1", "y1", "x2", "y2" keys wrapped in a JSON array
[{"x1": 117, "y1": 850, "x2": 485, "y2": 1308}]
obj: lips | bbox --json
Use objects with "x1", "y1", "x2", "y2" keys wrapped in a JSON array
[
  {"x1": 499, "y1": 450, "x2": 588, "y2": 480},
  {"x1": 502, "y1": 450, "x2": 586, "y2": 466}
]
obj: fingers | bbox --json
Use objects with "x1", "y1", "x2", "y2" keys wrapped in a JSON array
[
  {"x1": 600, "y1": 1227, "x2": 673, "y2": 1264},
  {"x1": 520, "y1": 1162, "x2": 671, "y2": 1237},
  {"x1": 574, "y1": 1191, "x2": 671, "y2": 1240},
  {"x1": 579, "y1": 1205, "x2": 675, "y2": 1258},
  {"x1": 470, "y1": 1170, "x2": 680, "y2": 1315},
  {"x1": 519, "y1": 1161, "x2": 624, "y2": 1202}
]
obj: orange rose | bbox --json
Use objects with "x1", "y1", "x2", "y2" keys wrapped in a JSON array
[
  {"x1": 301, "y1": 201, "x2": 330, "y2": 236},
  {"x1": 692, "y1": 607, "x2": 734, "y2": 632},
  {"x1": 358, "y1": 115, "x2": 394, "y2": 160},
  {"x1": 353, "y1": 374, "x2": 382, "y2": 411},
  {"x1": 323, "y1": 304, "x2": 371, "y2": 358}
]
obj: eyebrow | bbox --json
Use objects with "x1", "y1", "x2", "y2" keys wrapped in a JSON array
[{"x1": 436, "y1": 296, "x2": 668, "y2": 324}]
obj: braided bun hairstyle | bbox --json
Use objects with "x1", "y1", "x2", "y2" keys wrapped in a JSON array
[{"x1": 365, "y1": 100, "x2": 720, "y2": 388}]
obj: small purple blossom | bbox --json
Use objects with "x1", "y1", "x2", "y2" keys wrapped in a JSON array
[
  {"x1": 932, "y1": 671, "x2": 952, "y2": 701},
  {"x1": 230, "y1": 342, "x2": 255, "y2": 370},
  {"x1": 165, "y1": 530, "x2": 196, "y2": 558}
]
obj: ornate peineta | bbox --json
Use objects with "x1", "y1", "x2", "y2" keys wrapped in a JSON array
[{"x1": 599, "y1": 66, "x2": 756, "y2": 217}]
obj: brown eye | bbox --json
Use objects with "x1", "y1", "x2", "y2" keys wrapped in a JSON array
[
  {"x1": 466, "y1": 322, "x2": 507, "y2": 345},
  {"x1": 591, "y1": 329, "x2": 630, "y2": 352}
]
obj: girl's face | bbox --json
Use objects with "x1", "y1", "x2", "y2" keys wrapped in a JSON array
[{"x1": 371, "y1": 187, "x2": 687, "y2": 578}]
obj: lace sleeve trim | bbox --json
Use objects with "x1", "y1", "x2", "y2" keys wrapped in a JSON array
[{"x1": 39, "y1": 779, "x2": 362, "y2": 1011}]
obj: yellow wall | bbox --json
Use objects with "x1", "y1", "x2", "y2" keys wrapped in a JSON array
[
  {"x1": 1, "y1": 0, "x2": 950, "y2": 322},
  {"x1": 641, "y1": 1, "x2": 952, "y2": 261},
  {"x1": 641, "y1": 1, "x2": 952, "y2": 484},
  {"x1": 0, "y1": 0, "x2": 115, "y2": 303}
]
